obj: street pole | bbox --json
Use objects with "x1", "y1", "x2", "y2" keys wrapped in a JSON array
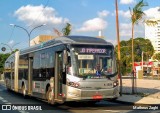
[
  {"x1": 142, "y1": 51, "x2": 143, "y2": 72},
  {"x1": 115, "y1": 0, "x2": 122, "y2": 96},
  {"x1": 1, "y1": 43, "x2": 12, "y2": 53},
  {"x1": 131, "y1": 22, "x2": 135, "y2": 94},
  {"x1": 1, "y1": 42, "x2": 20, "y2": 54},
  {"x1": 10, "y1": 24, "x2": 46, "y2": 47}
]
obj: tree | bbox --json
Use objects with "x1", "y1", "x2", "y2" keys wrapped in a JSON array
[
  {"x1": 129, "y1": 0, "x2": 148, "y2": 94},
  {"x1": 0, "y1": 53, "x2": 10, "y2": 74},
  {"x1": 115, "y1": 37, "x2": 154, "y2": 75},
  {"x1": 129, "y1": 0, "x2": 148, "y2": 72},
  {"x1": 62, "y1": 23, "x2": 72, "y2": 36},
  {"x1": 54, "y1": 23, "x2": 72, "y2": 36},
  {"x1": 153, "y1": 52, "x2": 160, "y2": 61},
  {"x1": 145, "y1": 19, "x2": 158, "y2": 26}
]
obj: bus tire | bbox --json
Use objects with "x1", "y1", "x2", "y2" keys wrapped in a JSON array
[
  {"x1": 46, "y1": 86, "x2": 55, "y2": 104},
  {"x1": 86, "y1": 101, "x2": 98, "y2": 105},
  {"x1": 109, "y1": 97, "x2": 118, "y2": 102}
]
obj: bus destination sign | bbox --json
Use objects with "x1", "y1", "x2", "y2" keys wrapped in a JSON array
[{"x1": 79, "y1": 48, "x2": 107, "y2": 54}]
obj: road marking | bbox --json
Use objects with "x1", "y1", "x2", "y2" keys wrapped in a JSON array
[
  {"x1": 103, "y1": 110, "x2": 119, "y2": 113},
  {"x1": 2, "y1": 99, "x2": 8, "y2": 103},
  {"x1": 0, "y1": 96, "x2": 4, "y2": 100},
  {"x1": 5, "y1": 102, "x2": 12, "y2": 104},
  {"x1": 19, "y1": 110, "x2": 29, "y2": 113}
]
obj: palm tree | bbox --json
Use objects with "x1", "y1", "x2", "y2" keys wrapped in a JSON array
[
  {"x1": 62, "y1": 23, "x2": 72, "y2": 36},
  {"x1": 145, "y1": 19, "x2": 158, "y2": 26},
  {"x1": 54, "y1": 23, "x2": 72, "y2": 36},
  {"x1": 129, "y1": 0, "x2": 148, "y2": 94},
  {"x1": 130, "y1": 0, "x2": 148, "y2": 72}
]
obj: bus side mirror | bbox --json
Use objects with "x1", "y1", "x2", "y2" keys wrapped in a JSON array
[{"x1": 63, "y1": 50, "x2": 68, "y2": 65}]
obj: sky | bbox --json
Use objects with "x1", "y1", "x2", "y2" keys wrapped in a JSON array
[{"x1": 0, "y1": 0, "x2": 160, "y2": 52}]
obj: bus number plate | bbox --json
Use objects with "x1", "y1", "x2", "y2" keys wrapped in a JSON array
[{"x1": 92, "y1": 95, "x2": 102, "y2": 100}]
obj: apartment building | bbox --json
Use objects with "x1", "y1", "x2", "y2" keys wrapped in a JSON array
[{"x1": 145, "y1": 19, "x2": 160, "y2": 53}]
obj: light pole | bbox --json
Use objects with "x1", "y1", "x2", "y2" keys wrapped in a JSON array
[
  {"x1": 10, "y1": 24, "x2": 46, "y2": 47},
  {"x1": 115, "y1": 0, "x2": 122, "y2": 96}
]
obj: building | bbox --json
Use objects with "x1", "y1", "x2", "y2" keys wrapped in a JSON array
[
  {"x1": 30, "y1": 35, "x2": 56, "y2": 46},
  {"x1": 97, "y1": 30, "x2": 105, "y2": 38},
  {"x1": 145, "y1": 19, "x2": 160, "y2": 53}
]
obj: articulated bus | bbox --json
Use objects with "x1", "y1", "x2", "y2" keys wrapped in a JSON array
[{"x1": 4, "y1": 36, "x2": 119, "y2": 104}]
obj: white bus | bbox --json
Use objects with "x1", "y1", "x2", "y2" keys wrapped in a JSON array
[{"x1": 4, "y1": 36, "x2": 119, "y2": 104}]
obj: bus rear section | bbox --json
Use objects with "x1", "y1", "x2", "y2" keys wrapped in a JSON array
[{"x1": 4, "y1": 51, "x2": 19, "y2": 92}]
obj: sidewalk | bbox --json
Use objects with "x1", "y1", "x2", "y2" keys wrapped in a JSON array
[{"x1": 117, "y1": 79, "x2": 160, "y2": 105}]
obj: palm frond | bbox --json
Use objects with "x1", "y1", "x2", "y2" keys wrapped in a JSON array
[
  {"x1": 145, "y1": 20, "x2": 158, "y2": 26},
  {"x1": 134, "y1": 0, "x2": 148, "y2": 11},
  {"x1": 131, "y1": 0, "x2": 147, "y2": 24}
]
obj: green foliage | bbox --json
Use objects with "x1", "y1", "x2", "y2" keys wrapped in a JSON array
[
  {"x1": 130, "y1": 0, "x2": 148, "y2": 24},
  {"x1": 115, "y1": 37, "x2": 154, "y2": 75},
  {"x1": 62, "y1": 23, "x2": 72, "y2": 36},
  {"x1": 153, "y1": 52, "x2": 160, "y2": 61},
  {"x1": 0, "y1": 53, "x2": 10, "y2": 74}
]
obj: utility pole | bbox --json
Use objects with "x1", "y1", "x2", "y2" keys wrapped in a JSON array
[{"x1": 115, "y1": 0, "x2": 122, "y2": 96}]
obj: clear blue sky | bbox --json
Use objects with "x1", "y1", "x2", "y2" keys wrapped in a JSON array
[{"x1": 0, "y1": 0, "x2": 160, "y2": 52}]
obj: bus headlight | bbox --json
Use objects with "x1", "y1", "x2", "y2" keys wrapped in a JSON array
[{"x1": 113, "y1": 80, "x2": 119, "y2": 87}]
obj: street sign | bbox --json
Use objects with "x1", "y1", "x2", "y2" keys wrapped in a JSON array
[{"x1": 1, "y1": 47, "x2": 6, "y2": 52}]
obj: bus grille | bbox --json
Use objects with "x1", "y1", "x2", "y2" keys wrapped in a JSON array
[{"x1": 81, "y1": 89, "x2": 113, "y2": 97}]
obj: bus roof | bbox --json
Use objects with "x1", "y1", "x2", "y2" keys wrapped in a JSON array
[
  {"x1": 20, "y1": 36, "x2": 113, "y2": 54},
  {"x1": 61, "y1": 36, "x2": 112, "y2": 45}
]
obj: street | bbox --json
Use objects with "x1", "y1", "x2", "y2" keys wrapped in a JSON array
[{"x1": 0, "y1": 81, "x2": 158, "y2": 113}]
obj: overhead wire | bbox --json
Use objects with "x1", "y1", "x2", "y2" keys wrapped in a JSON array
[
  {"x1": 27, "y1": 0, "x2": 50, "y2": 30},
  {"x1": 7, "y1": 25, "x2": 15, "y2": 43},
  {"x1": 8, "y1": 0, "x2": 50, "y2": 49}
]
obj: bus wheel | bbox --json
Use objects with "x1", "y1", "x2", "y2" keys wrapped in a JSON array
[
  {"x1": 46, "y1": 86, "x2": 54, "y2": 104},
  {"x1": 22, "y1": 85, "x2": 27, "y2": 98}
]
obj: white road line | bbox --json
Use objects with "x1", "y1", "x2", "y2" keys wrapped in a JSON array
[
  {"x1": 1, "y1": 84, "x2": 30, "y2": 113},
  {"x1": 0, "y1": 96, "x2": 4, "y2": 100},
  {"x1": 19, "y1": 110, "x2": 29, "y2": 113},
  {"x1": 5, "y1": 102, "x2": 12, "y2": 104},
  {"x1": 103, "y1": 110, "x2": 119, "y2": 113},
  {"x1": 2, "y1": 99, "x2": 8, "y2": 103}
]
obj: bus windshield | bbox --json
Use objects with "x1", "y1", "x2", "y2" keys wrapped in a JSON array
[{"x1": 70, "y1": 45, "x2": 117, "y2": 78}]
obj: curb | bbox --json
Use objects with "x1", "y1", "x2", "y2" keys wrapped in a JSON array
[{"x1": 114, "y1": 95, "x2": 160, "y2": 105}]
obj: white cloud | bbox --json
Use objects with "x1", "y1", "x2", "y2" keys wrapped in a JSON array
[
  {"x1": 120, "y1": 23, "x2": 132, "y2": 37},
  {"x1": 119, "y1": 10, "x2": 131, "y2": 18},
  {"x1": 119, "y1": 23, "x2": 144, "y2": 39},
  {"x1": 14, "y1": 5, "x2": 69, "y2": 26},
  {"x1": 144, "y1": 7, "x2": 160, "y2": 19},
  {"x1": 8, "y1": 40, "x2": 15, "y2": 45},
  {"x1": 98, "y1": 10, "x2": 110, "y2": 18},
  {"x1": 120, "y1": 0, "x2": 135, "y2": 4},
  {"x1": 106, "y1": 39, "x2": 117, "y2": 46},
  {"x1": 77, "y1": 18, "x2": 107, "y2": 32}
]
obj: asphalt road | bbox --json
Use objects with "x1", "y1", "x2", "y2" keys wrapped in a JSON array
[{"x1": 0, "y1": 81, "x2": 159, "y2": 113}]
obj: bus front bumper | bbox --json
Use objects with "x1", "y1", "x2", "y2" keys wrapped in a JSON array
[{"x1": 66, "y1": 86, "x2": 119, "y2": 101}]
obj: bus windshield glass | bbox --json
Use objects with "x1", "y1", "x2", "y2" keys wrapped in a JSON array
[{"x1": 70, "y1": 45, "x2": 117, "y2": 78}]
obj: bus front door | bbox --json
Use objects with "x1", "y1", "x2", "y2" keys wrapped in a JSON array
[{"x1": 54, "y1": 51, "x2": 64, "y2": 103}]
